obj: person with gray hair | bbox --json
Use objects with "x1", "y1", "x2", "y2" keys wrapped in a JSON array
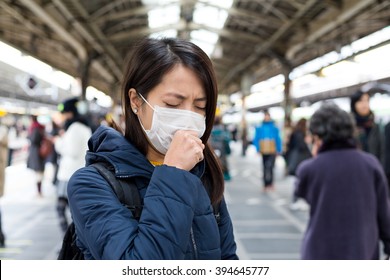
[{"x1": 294, "y1": 102, "x2": 390, "y2": 259}]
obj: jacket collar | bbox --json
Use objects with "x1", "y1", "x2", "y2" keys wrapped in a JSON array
[{"x1": 318, "y1": 139, "x2": 356, "y2": 153}]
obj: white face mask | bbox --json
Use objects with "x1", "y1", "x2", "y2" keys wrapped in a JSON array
[{"x1": 137, "y1": 93, "x2": 206, "y2": 154}]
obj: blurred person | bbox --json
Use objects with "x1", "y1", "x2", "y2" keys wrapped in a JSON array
[
  {"x1": 253, "y1": 110, "x2": 282, "y2": 192},
  {"x1": 281, "y1": 116, "x2": 293, "y2": 164},
  {"x1": 384, "y1": 122, "x2": 390, "y2": 191},
  {"x1": 285, "y1": 118, "x2": 312, "y2": 176},
  {"x1": 350, "y1": 90, "x2": 384, "y2": 163},
  {"x1": 47, "y1": 119, "x2": 61, "y2": 186},
  {"x1": 26, "y1": 115, "x2": 46, "y2": 196},
  {"x1": 54, "y1": 98, "x2": 92, "y2": 233},
  {"x1": 240, "y1": 122, "x2": 249, "y2": 156},
  {"x1": 6, "y1": 123, "x2": 18, "y2": 166},
  {"x1": 0, "y1": 120, "x2": 8, "y2": 246},
  {"x1": 294, "y1": 103, "x2": 390, "y2": 259},
  {"x1": 210, "y1": 116, "x2": 231, "y2": 181},
  {"x1": 66, "y1": 37, "x2": 238, "y2": 259},
  {"x1": 228, "y1": 123, "x2": 238, "y2": 142},
  {"x1": 285, "y1": 118, "x2": 312, "y2": 211}
]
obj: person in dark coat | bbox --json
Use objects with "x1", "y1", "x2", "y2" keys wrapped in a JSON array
[
  {"x1": 295, "y1": 103, "x2": 390, "y2": 260},
  {"x1": 26, "y1": 115, "x2": 46, "y2": 196},
  {"x1": 384, "y1": 122, "x2": 390, "y2": 191},
  {"x1": 285, "y1": 118, "x2": 311, "y2": 176},
  {"x1": 67, "y1": 37, "x2": 238, "y2": 260},
  {"x1": 47, "y1": 119, "x2": 61, "y2": 186},
  {"x1": 350, "y1": 90, "x2": 384, "y2": 163}
]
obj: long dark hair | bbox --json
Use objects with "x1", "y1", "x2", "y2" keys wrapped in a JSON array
[
  {"x1": 117, "y1": 37, "x2": 223, "y2": 204},
  {"x1": 350, "y1": 90, "x2": 371, "y2": 116},
  {"x1": 294, "y1": 118, "x2": 307, "y2": 136}
]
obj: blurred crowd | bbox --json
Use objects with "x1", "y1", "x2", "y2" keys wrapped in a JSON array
[{"x1": 0, "y1": 87, "x2": 389, "y2": 260}]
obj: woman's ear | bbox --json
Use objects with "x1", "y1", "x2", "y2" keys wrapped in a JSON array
[{"x1": 128, "y1": 88, "x2": 142, "y2": 114}]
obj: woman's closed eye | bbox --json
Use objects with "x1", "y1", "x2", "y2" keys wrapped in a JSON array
[
  {"x1": 164, "y1": 102, "x2": 179, "y2": 108},
  {"x1": 195, "y1": 105, "x2": 206, "y2": 111}
]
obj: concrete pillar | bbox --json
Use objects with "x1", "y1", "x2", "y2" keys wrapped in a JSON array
[
  {"x1": 76, "y1": 51, "x2": 98, "y2": 115},
  {"x1": 282, "y1": 69, "x2": 293, "y2": 127},
  {"x1": 240, "y1": 73, "x2": 254, "y2": 156},
  {"x1": 78, "y1": 55, "x2": 93, "y2": 102}
]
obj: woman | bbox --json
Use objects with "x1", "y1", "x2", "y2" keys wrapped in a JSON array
[
  {"x1": 55, "y1": 97, "x2": 92, "y2": 233},
  {"x1": 350, "y1": 90, "x2": 383, "y2": 162},
  {"x1": 286, "y1": 118, "x2": 311, "y2": 176},
  {"x1": 295, "y1": 103, "x2": 390, "y2": 259},
  {"x1": 26, "y1": 115, "x2": 46, "y2": 196},
  {"x1": 67, "y1": 37, "x2": 238, "y2": 260}
]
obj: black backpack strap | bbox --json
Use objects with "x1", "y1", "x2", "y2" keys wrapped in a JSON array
[{"x1": 90, "y1": 162, "x2": 143, "y2": 220}]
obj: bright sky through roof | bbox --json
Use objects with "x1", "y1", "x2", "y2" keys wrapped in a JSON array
[
  {"x1": 147, "y1": 4, "x2": 180, "y2": 29},
  {"x1": 247, "y1": 26, "x2": 390, "y2": 108},
  {"x1": 0, "y1": 41, "x2": 112, "y2": 107},
  {"x1": 290, "y1": 26, "x2": 390, "y2": 80},
  {"x1": 0, "y1": 41, "x2": 74, "y2": 90},
  {"x1": 0, "y1": 9, "x2": 389, "y2": 110},
  {"x1": 141, "y1": 0, "x2": 233, "y2": 56}
]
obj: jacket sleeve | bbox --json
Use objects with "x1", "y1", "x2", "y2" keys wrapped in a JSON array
[
  {"x1": 253, "y1": 127, "x2": 260, "y2": 152},
  {"x1": 68, "y1": 164, "x2": 212, "y2": 260},
  {"x1": 274, "y1": 127, "x2": 282, "y2": 153},
  {"x1": 218, "y1": 197, "x2": 239, "y2": 260},
  {"x1": 294, "y1": 161, "x2": 310, "y2": 202}
]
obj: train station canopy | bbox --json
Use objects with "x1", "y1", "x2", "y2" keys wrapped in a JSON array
[{"x1": 0, "y1": 0, "x2": 389, "y2": 101}]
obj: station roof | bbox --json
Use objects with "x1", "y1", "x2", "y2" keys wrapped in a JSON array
[{"x1": 1, "y1": 0, "x2": 389, "y2": 101}]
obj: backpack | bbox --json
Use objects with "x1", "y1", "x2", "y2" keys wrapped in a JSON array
[
  {"x1": 57, "y1": 162, "x2": 142, "y2": 260},
  {"x1": 57, "y1": 162, "x2": 221, "y2": 260}
]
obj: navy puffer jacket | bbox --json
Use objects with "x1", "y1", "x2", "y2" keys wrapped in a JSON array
[{"x1": 67, "y1": 126, "x2": 238, "y2": 260}]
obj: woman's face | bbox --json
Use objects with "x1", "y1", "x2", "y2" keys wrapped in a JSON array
[
  {"x1": 354, "y1": 93, "x2": 370, "y2": 116},
  {"x1": 135, "y1": 64, "x2": 206, "y2": 130}
]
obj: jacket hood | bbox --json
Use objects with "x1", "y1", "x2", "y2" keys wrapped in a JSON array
[
  {"x1": 86, "y1": 125, "x2": 153, "y2": 178},
  {"x1": 85, "y1": 125, "x2": 205, "y2": 179}
]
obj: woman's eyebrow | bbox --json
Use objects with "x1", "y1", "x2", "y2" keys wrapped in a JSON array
[
  {"x1": 194, "y1": 96, "x2": 207, "y2": 102},
  {"x1": 164, "y1": 92, "x2": 185, "y2": 100},
  {"x1": 164, "y1": 92, "x2": 206, "y2": 102}
]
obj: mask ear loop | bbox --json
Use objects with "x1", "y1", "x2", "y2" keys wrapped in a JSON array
[
  {"x1": 137, "y1": 92, "x2": 155, "y2": 112},
  {"x1": 136, "y1": 92, "x2": 154, "y2": 132}
]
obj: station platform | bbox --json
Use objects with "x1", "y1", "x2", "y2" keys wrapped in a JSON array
[{"x1": 0, "y1": 140, "x2": 309, "y2": 260}]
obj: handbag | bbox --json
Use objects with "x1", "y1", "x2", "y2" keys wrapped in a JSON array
[
  {"x1": 39, "y1": 136, "x2": 54, "y2": 159},
  {"x1": 287, "y1": 148, "x2": 311, "y2": 175}
]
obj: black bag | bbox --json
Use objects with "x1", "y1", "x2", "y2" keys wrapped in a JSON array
[
  {"x1": 287, "y1": 148, "x2": 312, "y2": 176},
  {"x1": 57, "y1": 162, "x2": 142, "y2": 260}
]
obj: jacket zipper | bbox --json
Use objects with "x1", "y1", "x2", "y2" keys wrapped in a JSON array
[{"x1": 190, "y1": 227, "x2": 198, "y2": 260}]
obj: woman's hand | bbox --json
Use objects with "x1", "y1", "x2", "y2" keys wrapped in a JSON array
[{"x1": 164, "y1": 130, "x2": 205, "y2": 171}]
